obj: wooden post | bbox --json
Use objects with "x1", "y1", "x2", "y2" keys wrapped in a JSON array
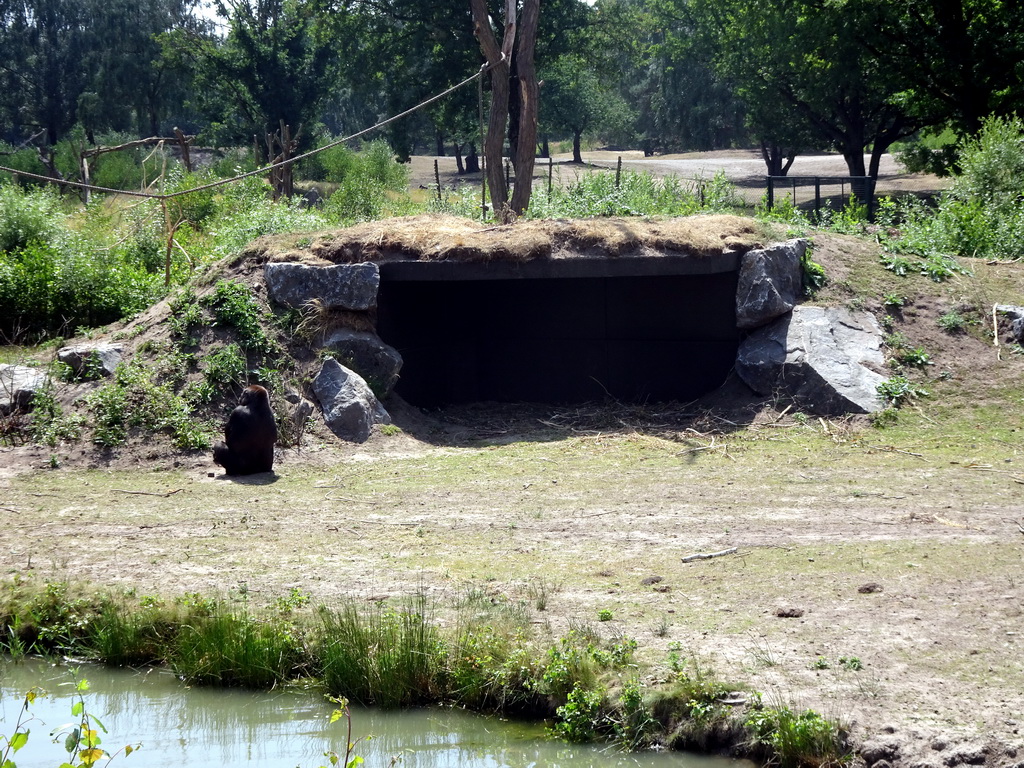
[
  {"x1": 174, "y1": 127, "x2": 192, "y2": 173},
  {"x1": 615, "y1": 156, "x2": 622, "y2": 189},
  {"x1": 434, "y1": 158, "x2": 442, "y2": 202}
]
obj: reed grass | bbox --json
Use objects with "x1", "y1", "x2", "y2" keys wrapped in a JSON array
[
  {"x1": 313, "y1": 597, "x2": 440, "y2": 708},
  {"x1": 0, "y1": 577, "x2": 850, "y2": 764}
]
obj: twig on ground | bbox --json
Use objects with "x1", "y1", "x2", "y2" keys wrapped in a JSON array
[
  {"x1": 113, "y1": 488, "x2": 183, "y2": 497},
  {"x1": 682, "y1": 547, "x2": 738, "y2": 563},
  {"x1": 867, "y1": 444, "x2": 925, "y2": 458}
]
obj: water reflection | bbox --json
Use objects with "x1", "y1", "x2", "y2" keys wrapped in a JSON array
[{"x1": 0, "y1": 659, "x2": 749, "y2": 768}]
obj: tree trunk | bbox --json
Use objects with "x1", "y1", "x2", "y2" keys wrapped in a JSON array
[
  {"x1": 573, "y1": 131, "x2": 583, "y2": 164},
  {"x1": 465, "y1": 143, "x2": 480, "y2": 174},
  {"x1": 508, "y1": 0, "x2": 539, "y2": 216},
  {"x1": 454, "y1": 141, "x2": 465, "y2": 174},
  {"x1": 471, "y1": 0, "x2": 516, "y2": 222},
  {"x1": 435, "y1": 132, "x2": 446, "y2": 157}
]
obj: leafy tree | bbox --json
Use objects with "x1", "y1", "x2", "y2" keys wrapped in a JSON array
[
  {"x1": 173, "y1": 0, "x2": 339, "y2": 154},
  {"x1": 0, "y1": 0, "x2": 202, "y2": 145},
  {"x1": 685, "y1": 0, "x2": 923, "y2": 178},
  {"x1": 842, "y1": 0, "x2": 1024, "y2": 136},
  {"x1": 540, "y1": 55, "x2": 631, "y2": 162}
]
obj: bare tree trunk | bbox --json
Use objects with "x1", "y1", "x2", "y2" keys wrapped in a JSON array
[
  {"x1": 509, "y1": 0, "x2": 539, "y2": 216},
  {"x1": 454, "y1": 141, "x2": 465, "y2": 174},
  {"x1": 471, "y1": 0, "x2": 516, "y2": 222}
]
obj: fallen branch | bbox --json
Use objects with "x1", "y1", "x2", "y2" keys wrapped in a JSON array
[
  {"x1": 682, "y1": 547, "x2": 737, "y2": 563},
  {"x1": 113, "y1": 488, "x2": 183, "y2": 497}
]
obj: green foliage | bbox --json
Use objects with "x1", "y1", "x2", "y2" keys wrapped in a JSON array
[
  {"x1": 313, "y1": 598, "x2": 440, "y2": 708},
  {"x1": 0, "y1": 184, "x2": 68, "y2": 253},
  {"x1": 205, "y1": 280, "x2": 272, "y2": 353},
  {"x1": 801, "y1": 249, "x2": 826, "y2": 298},
  {"x1": 0, "y1": 677, "x2": 140, "y2": 768},
  {"x1": 168, "y1": 287, "x2": 205, "y2": 341},
  {"x1": 613, "y1": 681, "x2": 658, "y2": 750},
  {"x1": 85, "y1": 360, "x2": 212, "y2": 450},
  {"x1": 876, "y1": 117, "x2": 1024, "y2": 262},
  {"x1": 597, "y1": 608, "x2": 613, "y2": 622},
  {"x1": 171, "y1": 609, "x2": 303, "y2": 688},
  {"x1": 0, "y1": 184, "x2": 171, "y2": 341},
  {"x1": 744, "y1": 705, "x2": 849, "y2": 768},
  {"x1": 552, "y1": 683, "x2": 604, "y2": 742},
  {"x1": 876, "y1": 376, "x2": 929, "y2": 408},
  {"x1": 881, "y1": 293, "x2": 906, "y2": 309},
  {"x1": 30, "y1": 382, "x2": 86, "y2": 447},
  {"x1": 164, "y1": 169, "x2": 219, "y2": 229},
  {"x1": 895, "y1": 347, "x2": 932, "y2": 368},
  {"x1": 937, "y1": 310, "x2": 968, "y2": 334},
  {"x1": 527, "y1": 168, "x2": 737, "y2": 219},
  {"x1": 203, "y1": 343, "x2": 249, "y2": 389}
]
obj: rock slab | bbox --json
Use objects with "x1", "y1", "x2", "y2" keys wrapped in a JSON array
[
  {"x1": 312, "y1": 357, "x2": 390, "y2": 443},
  {"x1": 0, "y1": 364, "x2": 49, "y2": 414},
  {"x1": 323, "y1": 328, "x2": 403, "y2": 397},
  {"x1": 264, "y1": 262, "x2": 380, "y2": 311},
  {"x1": 736, "y1": 306, "x2": 887, "y2": 414},
  {"x1": 57, "y1": 342, "x2": 124, "y2": 379},
  {"x1": 735, "y1": 239, "x2": 807, "y2": 330}
]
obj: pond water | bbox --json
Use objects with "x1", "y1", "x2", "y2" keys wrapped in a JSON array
[{"x1": 0, "y1": 659, "x2": 751, "y2": 768}]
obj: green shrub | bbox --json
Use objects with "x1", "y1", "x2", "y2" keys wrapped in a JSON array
[
  {"x1": 86, "y1": 360, "x2": 212, "y2": 449},
  {"x1": 881, "y1": 116, "x2": 1024, "y2": 261},
  {"x1": 744, "y1": 705, "x2": 849, "y2": 768},
  {"x1": 0, "y1": 183, "x2": 68, "y2": 253},
  {"x1": 876, "y1": 375, "x2": 929, "y2": 408},
  {"x1": 205, "y1": 280, "x2": 272, "y2": 352}
]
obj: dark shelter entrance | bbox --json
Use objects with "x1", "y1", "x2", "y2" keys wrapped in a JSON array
[{"x1": 376, "y1": 256, "x2": 741, "y2": 407}]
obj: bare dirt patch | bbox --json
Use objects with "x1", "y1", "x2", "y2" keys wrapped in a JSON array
[{"x1": 2, "y1": 221, "x2": 1023, "y2": 767}]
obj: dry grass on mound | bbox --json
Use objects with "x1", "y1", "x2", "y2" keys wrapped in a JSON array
[{"x1": 244, "y1": 214, "x2": 765, "y2": 266}]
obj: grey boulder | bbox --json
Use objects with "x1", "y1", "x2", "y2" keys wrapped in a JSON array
[
  {"x1": 312, "y1": 357, "x2": 390, "y2": 443},
  {"x1": 736, "y1": 306, "x2": 887, "y2": 414},
  {"x1": 264, "y1": 262, "x2": 379, "y2": 311},
  {"x1": 995, "y1": 304, "x2": 1024, "y2": 343},
  {"x1": 736, "y1": 239, "x2": 807, "y2": 330},
  {"x1": 0, "y1": 364, "x2": 49, "y2": 414},
  {"x1": 57, "y1": 342, "x2": 124, "y2": 379},
  {"x1": 323, "y1": 328, "x2": 403, "y2": 397}
]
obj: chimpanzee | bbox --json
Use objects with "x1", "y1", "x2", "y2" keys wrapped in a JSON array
[{"x1": 212, "y1": 385, "x2": 277, "y2": 475}]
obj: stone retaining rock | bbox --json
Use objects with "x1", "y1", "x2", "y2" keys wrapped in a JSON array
[
  {"x1": 264, "y1": 262, "x2": 379, "y2": 311},
  {"x1": 736, "y1": 306, "x2": 886, "y2": 414},
  {"x1": 312, "y1": 357, "x2": 390, "y2": 443},
  {"x1": 322, "y1": 328, "x2": 403, "y2": 397},
  {"x1": 735, "y1": 238, "x2": 807, "y2": 330}
]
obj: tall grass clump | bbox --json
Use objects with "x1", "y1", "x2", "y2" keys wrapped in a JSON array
[
  {"x1": 208, "y1": 174, "x2": 330, "y2": 258},
  {"x1": 527, "y1": 168, "x2": 739, "y2": 219},
  {"x1": 169, "y1": 610, "x2": 303, "y2": 688},
  {"x1": 745, "y1": 702, "x2": 850, "y2": 768},
  {"x1": 313, "y1": 598, "x2": 441, "y2": 708}
]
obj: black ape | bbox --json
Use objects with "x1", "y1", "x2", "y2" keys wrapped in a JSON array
[{"x1": 213, "y1": 385, "x2": 277, "y2": 475}]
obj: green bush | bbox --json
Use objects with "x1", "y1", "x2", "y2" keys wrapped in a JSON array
[
  {"x1": 881, "y1": 116, "x2": 1024, "y2": 261},
  {"x1": 0, "y1": 183, "x2": 68, "y2": 253}
]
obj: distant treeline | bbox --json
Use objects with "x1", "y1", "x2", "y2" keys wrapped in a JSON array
[{"x1": 1, "y1": 0, "x2": 1021, "y2": 179}]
